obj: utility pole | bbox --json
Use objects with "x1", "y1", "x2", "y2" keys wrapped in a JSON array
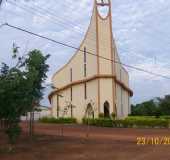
[
  {"x1": 29, "y1": 111, "x2": 33, "y2": 137},
  {"x1": 29, "y1": 101, "x2": 37, "y2": 138},
  {"x1": 0, "y1": 0, "x2": 5, "y2": 9},
  {"x1": 0, "y1": 0, "x2": 2, "y2": 7},
  {"x1": 0, "y1": 0, "x2": 3, "y2": 12}
]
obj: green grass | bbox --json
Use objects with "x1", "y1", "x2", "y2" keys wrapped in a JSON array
[
  {"x1": 83, "y1": 117, "x2": 170, "y2": 128},
  {"x1": 39, "y1": 117, "x2": 77, "y2": 124},
  {"x1": 127, "y1": 116, "x2": 170, "y2": 120}
]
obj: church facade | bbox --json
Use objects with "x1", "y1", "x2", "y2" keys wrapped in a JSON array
[{"x1": 49, "y1": 0, "x2": 133, "y2": 122}]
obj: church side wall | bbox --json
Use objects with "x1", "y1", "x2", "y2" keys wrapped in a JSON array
[
  {"x1": 72, "y1": 80, "x2": 98, "y2": 122},
  {"x1": 99, "y1": 79, "x2": 114, "y2": 114},
  {"x1": 114, "y1": 47, "x2": 129, "y2": 87},
  {"x1": 51, "y1": 95, "x2": 57, "y2": 117},
  {"x1": 114, "y1": 43, "x2": 131, "y2": 118},
  {"x1": 51, "y1": 8, "x2": 98, "y2": 122},
  {"x1": 52, "y1": 79, "x2": 98, "y2": 122},
  {"x1": 116, "y1": 84, "x2": 122, "y2": 118},
  {"x1": 52, "y1": 8, "x2": 97, "y2": 88},
  {"x1": 86, "y1": 79, "x2": 99, "y2": 116},
  {"x1": 98, "y1": 17, "x2": 112, "y2": 75},
  {"x1": 116, "y1": 82, "x2": 130, "y2": 118}
]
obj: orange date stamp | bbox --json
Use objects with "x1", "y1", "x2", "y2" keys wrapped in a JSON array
[{"x1": 137, "y1": 137, "x2": 170, "y2": 145}]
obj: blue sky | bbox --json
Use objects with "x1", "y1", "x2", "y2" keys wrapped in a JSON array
[{"x1": 0, "y1": 0, "x2": 170, "y2": 106}]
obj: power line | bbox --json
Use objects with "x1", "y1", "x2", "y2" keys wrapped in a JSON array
[
  {"x1": 12, "y1": 0, "x2": 170, "y2": 47},
  {"x1": 7, "y1": 0, "x2": 170, "y2": 69},
  {"x1": 7, "y1": 0, "x2": 103, "y2": 45},
  {"x1": 6, "y1": 0, "x2": 97, "y2": 47},
  {"x1": 8, "y1": 0, "x2": 88, "y2": 33},
  {"x1": 0, "y1": 0, "x2": 2, "y2": 7},
  {"x1": 120, "y1": 48, "x2": 170, "y2": 70},
  {"x1": 0, "y1": 23, "x2": 5, "y2": 28},
  {"x1": 1, "y1": 22, "x2": 170, "y2": 80},
  {"x1": 7, "y1": 1, "x2": 85, "y2": 33},
  {"x1": 5, "y1": 1, "x2": 170, "y2": 68}
]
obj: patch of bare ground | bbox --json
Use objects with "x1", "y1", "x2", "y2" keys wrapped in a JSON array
[{"x1": 0, "y1": 123, "x2": 170, "y2": 160}]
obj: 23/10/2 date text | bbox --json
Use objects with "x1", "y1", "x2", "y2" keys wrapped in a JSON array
[{"x1": 137, "y1": 137, "x2": 170, "y2": 145}]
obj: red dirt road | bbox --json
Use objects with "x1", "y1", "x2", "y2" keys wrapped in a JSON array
[{"x1": 1, "y1": 123, "x2": 170, "y2": 160}]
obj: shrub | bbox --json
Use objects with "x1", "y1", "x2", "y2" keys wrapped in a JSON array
[
  {"x1": 82, "y1": 118, "x2": 170, "y2": 128},
  {"x1": 111, "y1": 113, "x2": 116, "y2": 120},
  {"x1": 116, "y1": 119, "x2": 169, "y2": 128},
  {"x1": 58, "y1": 118, "x2": 77, "y2": 124},
  {"x1": 83, "y1": 118, "x2": 113, "y2": 127},
  {"x1": 126, "y1": 116, "x2": 156, "y2": 120},
  {"x1": 82, "y1": 118, "x2": 94, "y2": 125},
  {"x1": 160, "y1": 116, "x2": 170, "y2": 120},
  {"x1": 98, "y1": 113, "x2": 104, "y2": 118},
  {"x1": 39, "y1": 117, "x2": 77, "y2": 124}
]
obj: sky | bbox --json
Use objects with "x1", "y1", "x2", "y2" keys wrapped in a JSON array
[{"x1": 0, "y1": 0, "x2": 170, "y2": 106}]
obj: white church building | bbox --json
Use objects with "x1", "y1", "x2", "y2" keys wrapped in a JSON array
[{"x1": 49, "y1": 0, "x2": 133, "y2": 122}]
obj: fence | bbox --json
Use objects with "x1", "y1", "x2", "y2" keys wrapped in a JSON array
[{"x1": 0, "y1": 119, "x2": 9, "y2": 131}]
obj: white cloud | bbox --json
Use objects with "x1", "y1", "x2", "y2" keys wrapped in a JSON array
[
  {"x1": 0, "y1": 0, "x2": 170, "y2": 105},
  {"x1": 129, "y1": 60, "x2": 170, "y2": 81}
]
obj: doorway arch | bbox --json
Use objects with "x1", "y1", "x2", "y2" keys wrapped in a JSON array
[{"x1": 104, "y1": 101, "x2": 110, "y2": 118}]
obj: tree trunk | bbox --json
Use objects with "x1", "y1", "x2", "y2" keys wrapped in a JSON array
[{"x1": 29, "y1": 111, "x2": 34, "y2": 138}]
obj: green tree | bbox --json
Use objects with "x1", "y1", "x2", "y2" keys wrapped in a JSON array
[
  {"x1": 131, "y1": 100, "x2": 157, "y2": 116},
  {"x1": 131, "y1": 96, "x2": 170, "y2": 117},
  {"x1": 159, "y1": 95, "x2": 170, "y2": 115},
  {"x1": 0, "y1": 49, "x2": 50, "y2": 143},
  {"x1": 24, "y1": 50, "x2": 50, "y2": 136}
]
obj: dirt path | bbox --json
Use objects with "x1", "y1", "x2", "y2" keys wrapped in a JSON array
[{"x1": 0, "y1": 123, "x2": 170, "y2": 160}]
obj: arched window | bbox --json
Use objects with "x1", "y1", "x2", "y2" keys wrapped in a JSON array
[
  {"x1": 85, "y1": 103, "x2": 94, "y2": 119},
  {"x1": 104, "y1": 101, "x2": 110, "y2": 118}
]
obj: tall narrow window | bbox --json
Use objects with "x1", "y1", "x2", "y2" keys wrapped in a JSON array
[
  {"x1": 84, "y1": 64, "x2": 87, "y2": 77},
  {"x1": 84, "y1": 47, "x2": 87, "y2": 77},
  {"x1": 84, "y1": 83, "x2": 87, "y2": 99},
  {"x1": 84, "y1": 47, "x2": 87, "y2": 63},
  {"x1": 128, "y1": 94, "x2": 130, "y2": 114},
  {"x1": 84, "y1": 47, "x2": 87, "y2": 99},
  {"x1": 70, "y1": 68, "x2": 73, "y2": 101},
  {"x1": 57, "y1": 95, "x2": 59, "y2": 117},
  {"x1": 121, "y1": 88, "x2": 123, "y2": 116},
  {"x1": 120, "y1": 69, "x2": 123, "y2": 116},
  {"x1": 71, "y1": 87, "x2": 73, "y2": 101},
  {"x1": 70, "y1": 68, "x2": 72, "y2": 82},
  {"x1": 120, "y1": 68, "x2": 122, "y2": 80}
]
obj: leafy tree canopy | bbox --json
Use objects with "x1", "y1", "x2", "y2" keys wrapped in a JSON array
[
  {"x1": 0, "y1": 48, "x2": 50, "y2": 143},
  {"x1": 131, "y1": 95, "x2": 170, "y2": 116}
]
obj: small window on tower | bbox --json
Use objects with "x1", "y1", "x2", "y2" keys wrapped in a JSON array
[
  {"x1": 96, "y1": 0, "x2": 110, "y2": 18},
  {"x1": 97, "y1": 0, "x2": 109, "y2": 5}
]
